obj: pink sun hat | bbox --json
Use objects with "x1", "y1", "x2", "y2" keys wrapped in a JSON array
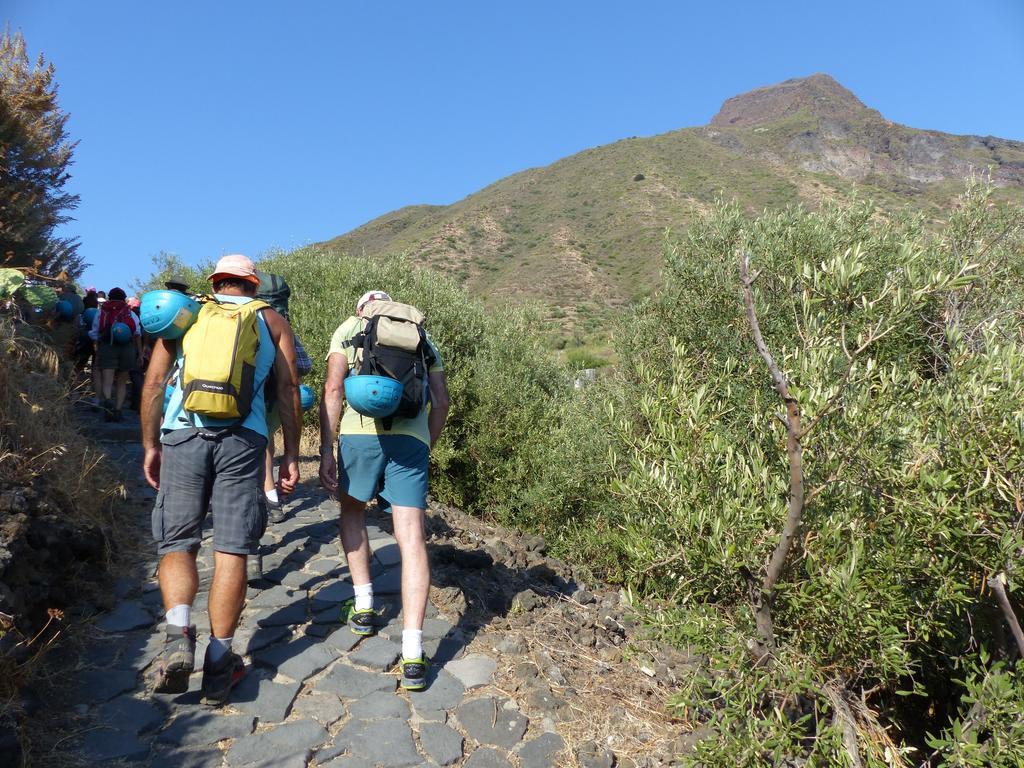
[{"x1": 207, "y1": 254, "x2": 260, "y2": 286}]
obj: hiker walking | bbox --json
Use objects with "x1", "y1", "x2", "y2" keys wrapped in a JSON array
[
  {"x1": 255, "y1": 269, "x2": 313, "y2": 523},
  {"x1": 319, "y1": 290, "x2": 450, "y2": 691},
  {"x1": 140, "y1": 254, "x2": 301, "y2": 705},
  {"x1": 89, "y1": 286, "x2": 142, "y2": 421}
]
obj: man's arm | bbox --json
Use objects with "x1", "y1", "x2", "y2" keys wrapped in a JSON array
[
  {"x1": 141, "y1": 339, "x2": 175, "y2": 489},
  {"x1": 318, "y1": 352, "x2": 348, "y2": 492},
  {"x1": 427, "y1": 371, "x2": 450, "y2": 449},
  {"x1": 263, "y1": 309, "x2": 300, "y2": 495}
]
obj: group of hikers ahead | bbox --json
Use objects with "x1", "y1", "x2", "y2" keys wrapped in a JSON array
[{"x1": 136, "y1": 254, "x2": 450, "y2": 704}]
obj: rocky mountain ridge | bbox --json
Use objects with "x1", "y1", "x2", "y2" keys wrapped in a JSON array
[{"x1": 318, "y1": 75, "x2": 1024, "y2": 331}]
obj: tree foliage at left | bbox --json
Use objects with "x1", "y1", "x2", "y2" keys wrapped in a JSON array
[{"x1": 0, "y1": 30, "x2": 82, "y2": 279}]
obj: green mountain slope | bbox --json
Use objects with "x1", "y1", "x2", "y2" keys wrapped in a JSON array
[{"x1": 320, "y1": 74, "x2": 1024, "y2": 332}]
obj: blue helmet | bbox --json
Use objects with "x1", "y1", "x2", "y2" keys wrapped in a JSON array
[
  {"x1": 299, "y1": 383, "x2": 317, "y2": 412},
  {"x1": 82, "y1": 307, "x2": 99, "y2": 327},
  {"x1": 55, "y1": 299, "x2": 74, "y2": 319},
  {"x1": 110, "y1": 322, "x2": 132, "y2": 344},
  {"x1": 344, "y1": 375, "x2": 402, "y2": 418},
  {"x1": 139, "y1": 290, "x2": 200, "y2": 340}
]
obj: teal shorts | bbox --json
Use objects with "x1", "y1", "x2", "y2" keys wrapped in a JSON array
[{"x1": 338, "y1": 434, "x2": 429, "y2": 510}]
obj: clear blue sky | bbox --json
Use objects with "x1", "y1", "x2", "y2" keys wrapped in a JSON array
[{"x1": 6, "y1": 0, "x2": 1023, "y2": 291}]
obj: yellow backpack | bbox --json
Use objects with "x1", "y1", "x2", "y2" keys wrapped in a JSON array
[{"x1": 181, "y1": 298, "x2": 269, "y2": 421}]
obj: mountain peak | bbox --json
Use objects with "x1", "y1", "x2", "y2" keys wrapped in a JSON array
[{"x1": 710, "y1": 74, "x2": 881, "y2": 128}]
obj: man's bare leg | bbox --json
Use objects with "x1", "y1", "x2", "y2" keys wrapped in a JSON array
[
  {"x1": 159, "y1": 551, "x2": 199, "y2": 611},
  {"x1": 209, "y1": 551, "x2": 247, "y2": 639},
  {"x1": 339, "y1": 494, "x2": 372, "y2": 584},
  {"x1": 391, "y1": 505, "x2": 429, "y2": 631}
]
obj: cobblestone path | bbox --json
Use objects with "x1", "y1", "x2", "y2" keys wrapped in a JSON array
[{"x1": 63, "y1": 449, "x2": 568, "y2": 767}]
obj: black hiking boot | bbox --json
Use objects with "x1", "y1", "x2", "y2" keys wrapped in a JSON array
[
  {"x1": 151, "y1": 624, "x2": 196, "y2": 694},
  {"x1": 102, "y1": 399, "x2": 115, "y2": 422},
  {"x1": 200, "y1": 648, "x2": 246, "y2": 706}
]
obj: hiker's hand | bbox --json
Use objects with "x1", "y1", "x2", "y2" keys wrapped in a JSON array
[
  {"x1": 319, "y1": 450, "x2": 338, "y2": 497},
  {"x1": 143, "y1": 447, "x2": 162, "y2": 490},
  {"x1": 278, "y1": 454, "x2": 299, "y2": 498}
]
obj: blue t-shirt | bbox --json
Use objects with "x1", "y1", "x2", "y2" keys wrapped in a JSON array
[{"x1": 161, "y1": 295, "x2": 275, "y2": 438}]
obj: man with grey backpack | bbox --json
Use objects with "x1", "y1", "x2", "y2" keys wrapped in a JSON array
[{"x1": 318, "y1": 290, "x2": 450, "y2": 691}]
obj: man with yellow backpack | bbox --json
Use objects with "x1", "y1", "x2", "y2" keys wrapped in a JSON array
[{"x1": 140, "y1": 254, "x2": 301, "y2": 706}]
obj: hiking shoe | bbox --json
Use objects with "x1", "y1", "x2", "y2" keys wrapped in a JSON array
[
  {"x1": 401, "y1": 655, "x2": 429, "y2": 691},
  {"x1": 101, "y1": 399, "x2": 115, "y2": 422},
  {"x1": 200, "y1": 648, "x2": 246, "y2": 706},
  {"x1": 151, "y1": 624, "x2": 196, "y2": 694},
  {"x1": 339, "y1": 599, "x2": 376, "y2": 636},
  {"x1": 266, "y1": 497, "x2": 286, "y2": 524},
  {"x1": 246, "y1": 548, "x2": 263, "y2": 583}
]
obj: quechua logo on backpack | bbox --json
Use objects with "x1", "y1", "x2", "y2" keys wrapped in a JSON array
[{"x1": 180, "y1": 299, "x2": 269, "y2": 421}]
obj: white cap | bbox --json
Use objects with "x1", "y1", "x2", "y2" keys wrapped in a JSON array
[{"x1": 356, "y1": 290, "x2": 391, "y2": 313}]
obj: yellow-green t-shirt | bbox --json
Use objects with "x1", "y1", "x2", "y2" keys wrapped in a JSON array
[{"x1": 327, "y1": 315, "x2": 444, "y2": 446}]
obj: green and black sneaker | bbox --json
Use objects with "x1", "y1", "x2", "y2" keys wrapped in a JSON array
[
  {"x1": 339, "y1": 598, "x2": 376, "y2": 636},
  {"x1": 401, "y1": 655, "x2": 429, "y2": 691}
]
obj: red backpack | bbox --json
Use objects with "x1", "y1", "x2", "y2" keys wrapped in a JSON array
[{"x1": 99, "y1": 301, "x2": 137, "y2": 340}]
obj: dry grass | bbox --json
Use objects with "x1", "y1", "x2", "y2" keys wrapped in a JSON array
[{"x1": 0, "y1": 317, "x2": 124, "y2": 744}]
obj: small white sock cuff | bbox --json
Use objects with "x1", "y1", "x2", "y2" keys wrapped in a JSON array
[
  {"x1": 166, "y1": 604, "x2": 191, "y2": 628},
  {"x1": 402, "y1": 629, "x2": 424, "y2": 661},
  {"x1": 354, "y1": 582, "x2": 374, "y2": 612},
  {"x1": 208, "y1": 635, "x2": 233, "y2": 663},
  {"x1": 265, "y1": 488, "x2": 279, "y2": 504}
]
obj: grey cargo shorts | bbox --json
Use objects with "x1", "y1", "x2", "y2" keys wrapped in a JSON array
[{"x1": 152, "y1": 427, "x2": 268, "y2": 556}]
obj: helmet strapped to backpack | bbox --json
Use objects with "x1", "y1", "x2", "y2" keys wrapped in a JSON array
[
  {"x1": 343, "y1": 300, "x2": 435, "y2": 428},
  {"x1": 99, "y1": 300, "x2": 137, "y2": 344}
]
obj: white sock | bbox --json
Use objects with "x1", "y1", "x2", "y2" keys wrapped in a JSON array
[
  {"x1": 354, "y1": 582, "x2": 374, "y2": 612},
  {"x1": 265, "y1": 488, "x2": 279, "y2": 504},
  {"x1": 166, "y1": 604, "x2": 191, "y2": 628},
  {"x1": 402, "y1": 629, "x2": 423, "y2": 661},
  {"x1": 208, "y1": 636, "x2": 233, "y2": 664}
]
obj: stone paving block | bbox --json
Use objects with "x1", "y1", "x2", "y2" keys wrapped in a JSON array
[
  {"x1": 237, "y1": 625, "x2": 291, "y2": 654},
  {"x1": 445, "y1": 654, "x2": 497, "y2": 690},
  {"x1": 246, "y1": 585, "x2": 304, "y2": 608},
  {"x1": 242, "y1": 753, "x2": 310, "y2": 768},
  {"x1": 372, "y1": 542, "x2": 402, "y2": 566},
  {"x1": 73, "y1": 668, "x2": 138, "y2": 703},
  {"x1": 456, "y1": 697, "x2": 529, "y2": 749},
  {"x1": 348, "y1": 636, "x2": 401, "y2": 671},
  {"x1": 149, "y1": 747, "x2": 224, "y2": 768},
  {"x1": 308, "y1": 557, "x2": 344, "y2": 574},
  {"x1": 373, "y1": 567, "x2": 402, "y2": 595},
  {"x1": 290, "y1": 691, "x2": 347, "y2": 726},
  {"x1": 280, "y1": 569, "x2": 322, "y2": 590},
  {"x1": 320, "y1": 757, "x2": 375, "y2": 768},
  {"x1": 418, "y1": 722, "x2": 463, "y2": 766},
  {"x1": 516, "y1": 732, "x2": 566, "y2": 768},
  {"x1": 330, "y1": 717, "x2": 421, "y2": 767},
  {"x1": 231, "y1": 673, "x2": 301, "y2": 724},
  {"x1": 249, "y1": 602, "x2": 307, "y2": 627},
  {"x1": 96, "y1": 696, "x2": 167, "y2": 734},
  {"x1": 324, "y1": 626, "x2": 362, "y2": 653},
  {"x1": 305, "y1": 623, "x2": 334, "y2": 638},
  {"x1": 311, "y1": 580, "x2": 355, "y2": 607},
  {"x1": 410, "y1": 669, "x2": 465, "y2": 713},
  {"x1": 312, "y1": 606, "x2": 342, "y2": 625},
  {"x1": 96, "y1": 601, "x2": 154, "y2": 633},
  {"x1": 253, "y1": 635, "x2": 333, "y2": 682},
  {"x1": 316, "y1": 663, "x2": 396, "y2": 699},
  {"x1": 226, "y1": 718, "x2": 328, "y2": 766},
  {"x1": 463, "y1": 747, "x2": 513, "y2": 768},
  {"x1": 156, "y1": 711, "x2": 255, "y2": 746},
  {"x1": 81, "y1": 728, "x2": 150, "y2": 762},
  {"x1": 425, "y1": 631, "x2": 469, "y2": 664},
  {"x1": 347, "y1": 694, "x2": 410, "y2": 720}
]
